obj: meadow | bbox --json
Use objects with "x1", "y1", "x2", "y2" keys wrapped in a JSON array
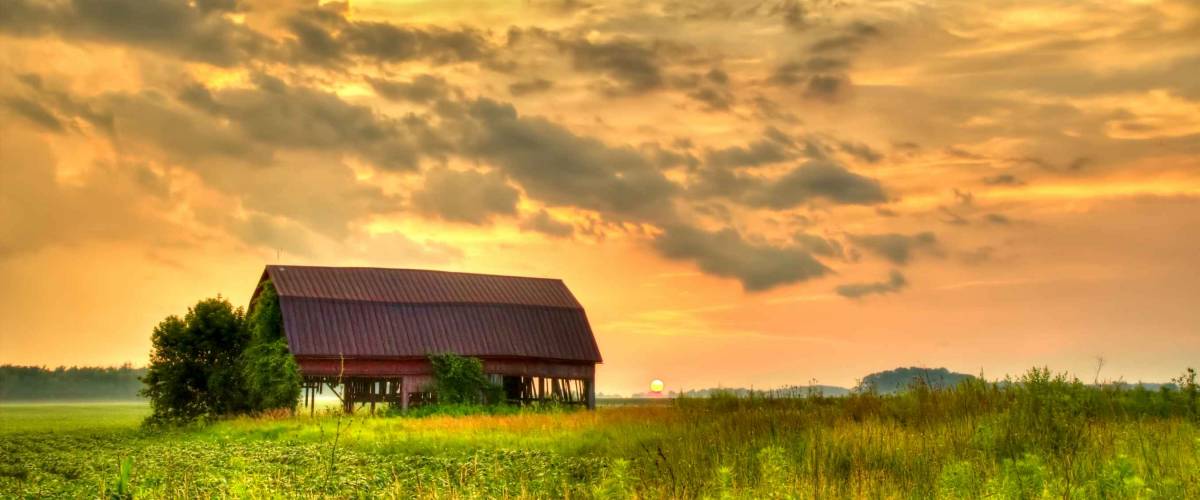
[{"x1": 1, "y1": 369, "x2": 1197, "y2": 499}]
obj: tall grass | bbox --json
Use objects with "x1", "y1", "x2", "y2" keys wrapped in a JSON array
[{"x1": 2, "y1": 367, "x2": 1197, "y2": 498}]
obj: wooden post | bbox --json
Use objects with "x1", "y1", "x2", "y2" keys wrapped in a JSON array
[
  {"x1": 400, "y1": 377, "x2": 409, "y2": 411},
  {"x1": 585, "y1": 378, "x2": 596, "y2": 410},
  {"x1": 369, "y1": 379, "x2": 377, "y2": 415}
]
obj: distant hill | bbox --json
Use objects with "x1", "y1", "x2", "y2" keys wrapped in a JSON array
[{"x1": 857, "y1": 367, "x2": 975, "y2": 393}]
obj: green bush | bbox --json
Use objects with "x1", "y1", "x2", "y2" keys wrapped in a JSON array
[
  {"x1": 428, "y1": 353, "x2": 503, "y2": 405},
  {"x1": 241, "y1": 280, "x2": 301, "y2": 412}
]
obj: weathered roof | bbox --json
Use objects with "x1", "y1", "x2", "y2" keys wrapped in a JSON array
[{"x1": 257, "y1": 265, "x2": 602, "y2": 363}]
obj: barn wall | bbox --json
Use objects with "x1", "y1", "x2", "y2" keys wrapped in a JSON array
[{"x1": 296, "y1": 356, "x2": 595, "y2": 380}]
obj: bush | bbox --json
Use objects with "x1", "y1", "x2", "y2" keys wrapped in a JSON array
[
  {"x1": 428, "y1": 353, "x2": 503, "y2": 405},
  {"x1": 140, "y1": 297, "x2": 250, "y2": 423},
  {"x1": 241, "y1": 280, "x2": 301, "y2": 412}
]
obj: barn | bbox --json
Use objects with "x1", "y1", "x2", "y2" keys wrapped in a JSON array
[{"x1": 249, "y1": 265, "x2": 602, "y2": 413}]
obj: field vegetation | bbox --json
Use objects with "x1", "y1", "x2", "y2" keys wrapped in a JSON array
[{"x1": 1, "y1": 367, "x2": 1197, "y2": 498}]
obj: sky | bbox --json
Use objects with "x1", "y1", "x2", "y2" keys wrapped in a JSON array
[{"x1": 1, "y1": 0, "x2": 1198, "y2": 395}]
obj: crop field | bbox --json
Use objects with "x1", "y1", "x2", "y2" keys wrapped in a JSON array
[{"x1": 2, "y1": 373, "x2": 1198, "y2": 499}]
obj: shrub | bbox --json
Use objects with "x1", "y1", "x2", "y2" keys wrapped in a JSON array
[
  {"x1": 428, "y1": 353, "x2": 503, "y2": 405},
  {"x1": 241, "y1": 280, "x2": 301, "y2": 412}
]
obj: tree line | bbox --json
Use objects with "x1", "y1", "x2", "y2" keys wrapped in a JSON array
[{"x1": 0, "y1": 364, "x2": 146, "y2": 400}]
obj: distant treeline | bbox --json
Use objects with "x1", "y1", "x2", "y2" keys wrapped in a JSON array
[
  {"x1": 857, "y1": 367, "x2": 976, "y2": 393},
  {"x1": 679, "y1": 385, "x2": 852, "y2": 398},
  {"x1": 0, "y1": 364, "x2": 146, "y2": 401}
]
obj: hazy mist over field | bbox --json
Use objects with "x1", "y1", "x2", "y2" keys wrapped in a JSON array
[{"x1": 1, "y1": 0, "x2": 1198, "y2": 395}]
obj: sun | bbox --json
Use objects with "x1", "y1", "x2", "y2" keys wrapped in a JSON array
[{"x1": 649, "y1": 379, "x2": 664, "y2": 393}]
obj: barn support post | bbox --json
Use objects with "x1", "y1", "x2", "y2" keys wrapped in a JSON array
[
  {"x1": 400, "y1": 377, "x2": 409, "y2": 411},
  {"x1": 585, "y1": 378, "x2": 596, "y2": 410}
]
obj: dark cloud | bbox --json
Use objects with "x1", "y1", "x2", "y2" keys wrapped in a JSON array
[
  {"x1": 706, "y1": 68, "x2": 729, "y2": 85},
  {"x1": 17, "y1": 73, "x2": 408, "y2": 240},
  {"x1": 411, "y1": 168, "x2": 519, "y2": 224},
  {"x1": 804, "y1": 74, "x2": 847, "y2": 101},
  {"x1": 849, "y1": 232, "x2": 937, "y2": 265},
  {"x1": 752, "y1": 160, "x2": 887, "y2": 208},
  {"x1": 984, "y1": 213, "x2": 1012, "y2": 225},
  {"x1": 3, "y1": 97, "x2": 64, "y2": 132},
  {"x1": 179, "y1": 75, "x2": 440, "y2": 170},
  {"x1": 794, "y1": 232, "x2": 843, "y2": 258},
  {"x1": 284, "y1": 7, "x2": 492, "y2": 67},
  {"x1": 447, "y1": 98, "x2": 680, "y2": 221},
  {"x1": 690, "y1": 159, "x2": 887, "y2": 208},
  {"x1": 560, "y1": 36, "x2": 667, "y2": 94},
  {"x1": 509, "y1": 78, "x2": 555, "y2": 96},
  {"x1": 0, "y1": 0, "x2": 266, "y2": 66},
  {"x1": 838, "y1": 140, "x2": 882, "y2": 163},
  {"x1": 509, "y1": 29, "x2": 689, "y2": 95},
  {"x1": 368, "y1": 75, "x2": 452, "y2": 103},
  {"x1": 983, "y1": 173, "x2": 1025, "y2": 186},
  {"x1": 652, "y1": 224, "x2": 831, "y2": 292},
  {"x1": 769, "y1": 58, "x2": 848, "y2": 86},
  {"x1": 688, "y1": 86, "x2": 734, "y2": 111},
  {"x1": 520, "y1": 209, "x2": 575, "y2": 238},
  {"x1": 675, "y1": 68, "x2": 734, "y2": 110},
  {"x1": 835, "y1": 270, "x2": 907, "y2": 299},
  {"x1": 704, "y1": 128, "x2": 795, "y2": 168}
]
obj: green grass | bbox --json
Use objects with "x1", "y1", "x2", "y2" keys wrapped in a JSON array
[
  {"x1": 1, "y1": 370, "x2": 1198, "y2": 498},
  {"x1": 0, "y1": 401, "x2": 150, "y2": 435}
]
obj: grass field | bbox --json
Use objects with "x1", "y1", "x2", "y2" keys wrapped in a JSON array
[{"x1": 2, "y1": 371, "x2": 1198, "y2": 498}]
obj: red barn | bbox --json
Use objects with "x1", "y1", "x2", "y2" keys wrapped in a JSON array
[{"x1": 250, "y1": 265, "x2": 602, "y2": 413}]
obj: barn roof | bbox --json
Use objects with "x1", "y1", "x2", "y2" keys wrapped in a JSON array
[{"x1": 257, "y1": 265, "x2": 602, "y2": 363}]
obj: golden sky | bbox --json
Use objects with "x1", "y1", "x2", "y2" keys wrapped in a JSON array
[{"x1": 1, "y1": 0, "x2": 1198, "y2": 394}]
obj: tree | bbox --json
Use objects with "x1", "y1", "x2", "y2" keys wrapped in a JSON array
[
  {"x1": 140, "y1": 296, "x2": 250, "y2": 423},
  {"x1": 241, "y1": 280, "x2": 301, "y2": 411}
]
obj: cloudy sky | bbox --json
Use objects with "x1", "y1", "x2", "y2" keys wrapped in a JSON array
[{"x1": 1, "y1": 0, "x2": 1197, "y2": 393}]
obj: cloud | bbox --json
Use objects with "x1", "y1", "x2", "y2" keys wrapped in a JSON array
[
  {"x1": 560, "y1": 36, "x2": 667, "y2": 93},
  {"x1": 179, "y1": 75, "x2": 439, "y2": 170},
  {"x1": 849, "y1": 232, "x2": 937, "y2": 265},
  {"x1": 690, "y1": 159, "x2": 887, "y2": 209},
  {"x1": 0, "y1": 0, "x2": 266, "y2": 66},
  {"x1": 704, "y1": 128, "x2": 795, "y2": 168},
  {"x1": 752, "y1": 160, "x2": 887, "y2": 208},
  {"x1": 284, "y1": 7, "x2": 493, "y2": 67},
  {"x1": 835, "y1": 270, "x2": 907, "y2": 299},
  {"x1": 509, "y1": 78, "x2": 555, "y2": 96},
  {"x1": 230, "y1": 212, "x2": 316, "y2": 257},
  {"x1": 982, "y1": 174, "x2": 1025, "y2": 186},
  {"x1": 652, "y1": 224, "x2": 831, "y2": 292},
  {"x1": 0, "y1": 128, "x2": 174, "y2": 258},
  {"x1": 984, "y1": 213, "x2": 1012, "y2": 225},
  {"x1": 411, "y1": 168, "x2": 520, "y2": 224},
  {"x1": 794, "y1": 232, "x2": 844, "y2": 258},
  {"x1": 520, "y1": 209, "x2": 575, "y2": 238},
  {"x1": 447, "y1": 98, "x2": 680, "y2": 222},
  {"x1": 3, "y1": 97, "x2": 64, "y2": 132},
  {"x1": 804, "y1": 74, "x2": 847, "y2": 101},
  {"x1": 838, "y1": 140, "x2": 882, "y2": 163},
  {"x1": 368, "y1": 75, "x2": 452, "y2": 103}
]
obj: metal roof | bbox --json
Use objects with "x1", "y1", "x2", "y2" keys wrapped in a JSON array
[{"x1": 258, "y1": 265, "x2": 602, "y2": 363}]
